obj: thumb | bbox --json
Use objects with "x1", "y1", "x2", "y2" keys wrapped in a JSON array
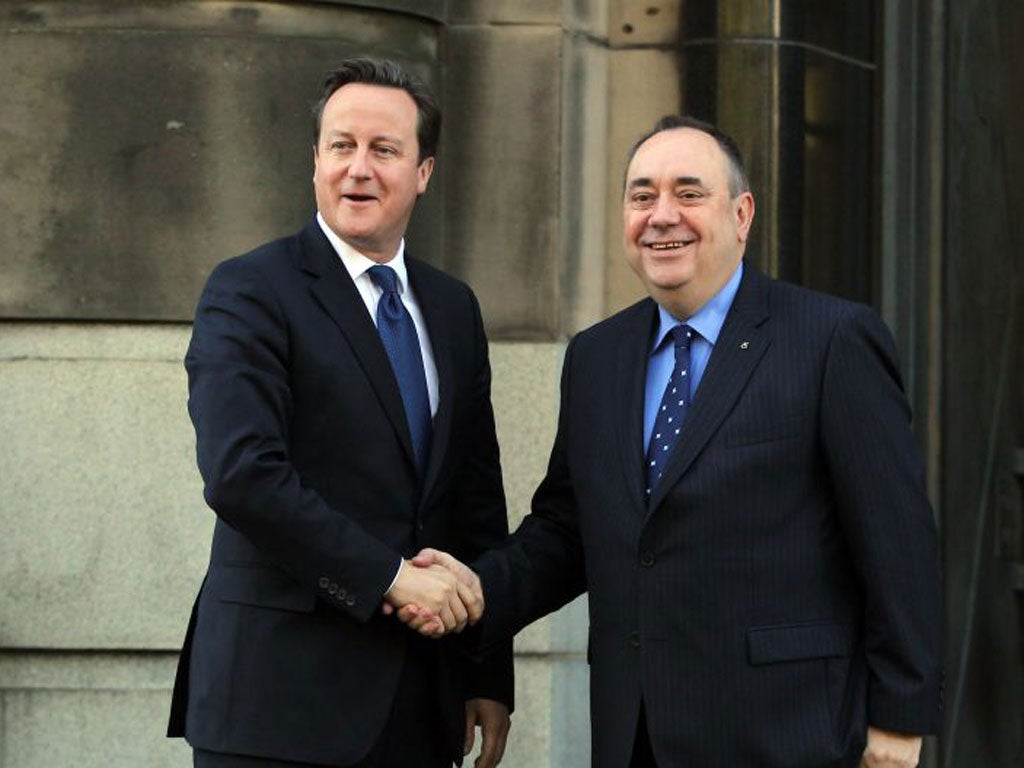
[{"x1": 411, "y1": 547, "x2": 443, "y2": 568}]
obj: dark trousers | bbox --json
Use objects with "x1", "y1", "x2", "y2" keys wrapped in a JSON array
[
  {"x1": 195, "y1": 637, "x2": 451, "y2": 768},
  {"x1": 630, "y1": 701, "x2": 658, "y2": 768}
]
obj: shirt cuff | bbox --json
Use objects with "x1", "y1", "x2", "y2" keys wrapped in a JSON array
[{"x1": 384, "y1": 557, "x2": 403, "y2": 598}]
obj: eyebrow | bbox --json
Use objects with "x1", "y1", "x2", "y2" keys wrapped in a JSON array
[
  {"x1": 323, "y1": 129, "x2": 405, "y2": 146},
  {"x1": 626, "y1": 175, "x2": 704, "y2": 190}
]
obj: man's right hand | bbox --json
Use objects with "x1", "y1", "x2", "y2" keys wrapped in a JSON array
[
  {"x1": 384, "y1": 560, "x2": 472, "y2": 635},
  {"x1": 386, "y1": 549, "x2": 485, "y2": 637},
  {"x1": 412, "y1": 548, "x2": 484, "y2": 619}
]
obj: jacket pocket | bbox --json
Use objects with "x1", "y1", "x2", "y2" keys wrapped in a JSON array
[
  {"x1": 211, "y1": 563, "x2": 317, "y2": 613},
  {"x1": 747, "y1": 621, "x2": 855, "y2": 665}
]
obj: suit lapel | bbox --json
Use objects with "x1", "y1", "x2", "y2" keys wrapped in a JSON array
[
  {"x1": 406, "y1": 259, "x2": 453, "y2": 504},
  {"x1": 614, "y1": 300, "x2": 659, "y2": 517},
  {"x1": 648, "y1": 265, "x2": 772, "y2": 513},
  {"x1": 298, "y1": 221, "x2": 417, "y2": 471}
]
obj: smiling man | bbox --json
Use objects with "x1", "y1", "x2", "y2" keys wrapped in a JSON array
[
  {"x1": 168, "y1": 58, "x2": 513, "y2": 768},
  {"x1": 412, "y1": 115, "x2": 942, "y2": 767}
]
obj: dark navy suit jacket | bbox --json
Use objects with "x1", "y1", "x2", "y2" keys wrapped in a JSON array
[
  {"x1": 476, "y1": 264, "x2": 941, "y2": 767},
  {"x1": 168, "y1": 218, "x2": 513, "y2": 765}
]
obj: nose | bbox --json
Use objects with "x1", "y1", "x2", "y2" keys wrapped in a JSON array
[
  {"x1": 647, "y1": 193, "x2": 680, "y2": 228},
  {"x1": 347, "y1": 147, "x2": 372, "y2": 180}
]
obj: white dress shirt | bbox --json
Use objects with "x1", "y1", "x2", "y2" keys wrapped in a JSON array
[{"x1": 316, "y1": 213, "x2": 439, "y2": 416}]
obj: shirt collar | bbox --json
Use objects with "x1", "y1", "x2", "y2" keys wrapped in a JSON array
[
  {"x1": 316, "y1": 212, "x2": 409, "y2": 293},
  {"x1": 649, "y1": 261, "x2": 744, "y2": 354}
]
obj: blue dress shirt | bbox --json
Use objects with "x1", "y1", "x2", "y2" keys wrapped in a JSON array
[{"x1": 643, "y1": 262, "x2": 744, "y2": 452}]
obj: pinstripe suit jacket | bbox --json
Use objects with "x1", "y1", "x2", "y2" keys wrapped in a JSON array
[{"x1": 476, "y1": 263, "x2": 941, "y2": 767}]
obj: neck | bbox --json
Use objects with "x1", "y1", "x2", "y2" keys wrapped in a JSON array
[{"x1": 654, "y1": 257, "x2": 743, "y2": 319}]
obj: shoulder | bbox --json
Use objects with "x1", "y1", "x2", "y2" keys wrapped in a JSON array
[
  {"x1": 406, "y1": 255, "x2": 480, "y2": 312},
  {"x1": 193, "y1": 231, "x2": 308, "y2": 325},
  {"x1": 763, "y1": 274, "x2": 883, "y2": 334},
  {"x1": 407, "y1": 255, "x2": 472, "y2": 292},
  {"x1": 572, "y1": 297, "x2": 654, "y2": 347},
  {"x1": 758, "y1": 274, "x2": 900, "y2": 375},
  {"x1": 208, "y1": 232, "x2": 300, "y2": 285}
]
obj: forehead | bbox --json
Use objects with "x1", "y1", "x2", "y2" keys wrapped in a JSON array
[
  {"x1": 626, "y1": 128, "x2": 730, "y2": 185},
  {"x1": 321, "y1": 83, "x2": 418, "y2": 132}
]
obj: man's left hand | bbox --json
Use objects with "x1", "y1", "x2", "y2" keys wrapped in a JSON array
[
  {"x1": 464, "y1": 698, "x2": 510, "y2": 768},
  {"x1": 860, "y1": 726, "x2": 922, "y2": 768}
]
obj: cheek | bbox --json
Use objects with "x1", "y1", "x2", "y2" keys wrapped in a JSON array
[
  {"x1": 623, "y1": 213, "x2": 646, "y2": 244},
  {"x1": 315, "y1": 160, "x2": 344, "y2": 185}
]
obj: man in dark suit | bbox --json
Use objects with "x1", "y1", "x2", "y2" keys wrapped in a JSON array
[
  {"x1": 410, "y1": 116, "x2": 942, "y2": 767},
  {"x1": 168, "y1": 58, "x2": 512, "y2": 768}
]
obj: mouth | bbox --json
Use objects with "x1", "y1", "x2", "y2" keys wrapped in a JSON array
[
  {"x1": 342, "y1": 193, "x2": 378, "y2": 203},
  {"x1": 644, "y1": 238, "x2": 695, "y2": 251}
]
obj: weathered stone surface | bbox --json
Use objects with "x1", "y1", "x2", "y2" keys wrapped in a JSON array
[
  {"x1": 323, "y1": 0, "x2": 445, "y2": 21},
  {"x1": 0, "y1": 324, "x2": 209, "y2": 649},
  {"x1": 490, "y1": 342, "x2": 562, "y2": 529},
  {"x1": 560, "y1": 33, "x2": 613, "y2": 334},
  {"x1": 566, "y1": 0, "x2": 613, "y2": 38},
  {"x1": 443, "y1": 26, "x2": 563, "y2": 339},
  {"x1": 0, "y1": 2, "x2": 439, "y2": 321},
  {"x1": 448, "y1": 0, "x2": 561, "y2": 25},
  {"x1": 609, "y1": 0, "x2": 680, "y2": 46},
  {"x1": 0, "y1": 652, "x2": 189, "y2": 768},
  {"x1": 603, "y1": 48, "x2": 681, "y2": 315}
]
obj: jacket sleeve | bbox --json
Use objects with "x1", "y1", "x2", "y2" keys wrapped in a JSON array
[
  {"x1": 186, "y1": 256, "x2": 400, "y2": 623},
  {"x1": 820, "y1": 304, "x2": 943, "y2": 734}
]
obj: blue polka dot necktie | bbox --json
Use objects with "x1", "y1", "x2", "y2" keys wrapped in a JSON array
[
  {"x1": 646, "y1": 324, "x2": 695, "y2": 496},
  {"x1": 367, "y1": 265, "x2": 432, "y2": 476}
]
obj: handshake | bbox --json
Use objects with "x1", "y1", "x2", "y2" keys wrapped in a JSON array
[{"x1": 382, "y1": 548, "x2": 482, "y2": 638}]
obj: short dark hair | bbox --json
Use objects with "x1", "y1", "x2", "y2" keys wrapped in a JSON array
[
  {"x1": 312, "y1": 57, "x2": 441, "y2": 162},
  {"x1": 624, "y1": 115, "x2": 750, "y2": 197}
]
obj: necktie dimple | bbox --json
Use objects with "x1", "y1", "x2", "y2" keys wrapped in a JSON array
[
  {"x1": 367, "y1": 265, "x2": 432, "y2": 476},
  {"x1": 645, "y1": 324, "x2": 695, "y2": 496}
]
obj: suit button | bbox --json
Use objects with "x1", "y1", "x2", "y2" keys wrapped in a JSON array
[
  {"x1": 328, "y1": 583, "x2": 339, "y2": 595},
  {"x1": 318, "y1": 577, "x2": 329, "y2": 589},
  {"x1": 640, "y1": 552, "x2": 655, "y2": 568},
  {"x1": 627, "y1": 630, "x2": 640, "y2": 649},
  {"x1": 337, "y1": 588, "x2": 347, "y2": 599},
  {"x1": 345, "y1": 595, "x2": 356, "y2": 607}
]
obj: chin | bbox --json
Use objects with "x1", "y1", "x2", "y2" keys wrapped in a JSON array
[
  {"x1": 337, "y1": 223, "x2": 377, "y2": 241},
  {"x1": 645, "y1": 270, "x2": 691, "y2": 291}
]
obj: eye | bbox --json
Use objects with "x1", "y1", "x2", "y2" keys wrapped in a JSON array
[
  {"x1": 374, "y1": 145, "x2": 399, "y2": 157},
  {"x1": 629, "y1": 191, "x2": 655, "y2": 207},
  {"x1": 677, "y1": 189, "x2": 704, "y2": 201},
  {"x1": 329, "y1": 139, "x2": 354, "y2": 152}
]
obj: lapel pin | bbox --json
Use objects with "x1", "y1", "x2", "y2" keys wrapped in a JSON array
[{"x1": 740, "y1": 341, "x2": 750, "y2": 350}]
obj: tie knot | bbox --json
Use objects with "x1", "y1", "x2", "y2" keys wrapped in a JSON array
[
  {"x1": 672, "y1": 324, "x2": 695, "y2": 349},
  {"x1": 368, "y1": 264, "x2": 400, "y2": 295}
]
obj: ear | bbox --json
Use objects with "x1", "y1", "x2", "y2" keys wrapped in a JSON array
[
  {"x1": 312, "y1": 144, "x2": 319, "y2": 182},
  {"x1": 416, "y1": 156, "x2": 435, "y2": 195},
  {"x1": 734, "y1": 191, "x2": 755, "y2": 243}
]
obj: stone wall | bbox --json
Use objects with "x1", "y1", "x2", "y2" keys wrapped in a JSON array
[{"x1": 0, "y1": 1, "x2": 683, "y2": 766}]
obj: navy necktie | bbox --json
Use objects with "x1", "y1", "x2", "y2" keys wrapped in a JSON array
[
  {"x1": 646, "y1": 324, "x2": 695, "y2": 496},
  {"x1": 367, "y1": 265, "x2": 432, "y2": 475}
]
